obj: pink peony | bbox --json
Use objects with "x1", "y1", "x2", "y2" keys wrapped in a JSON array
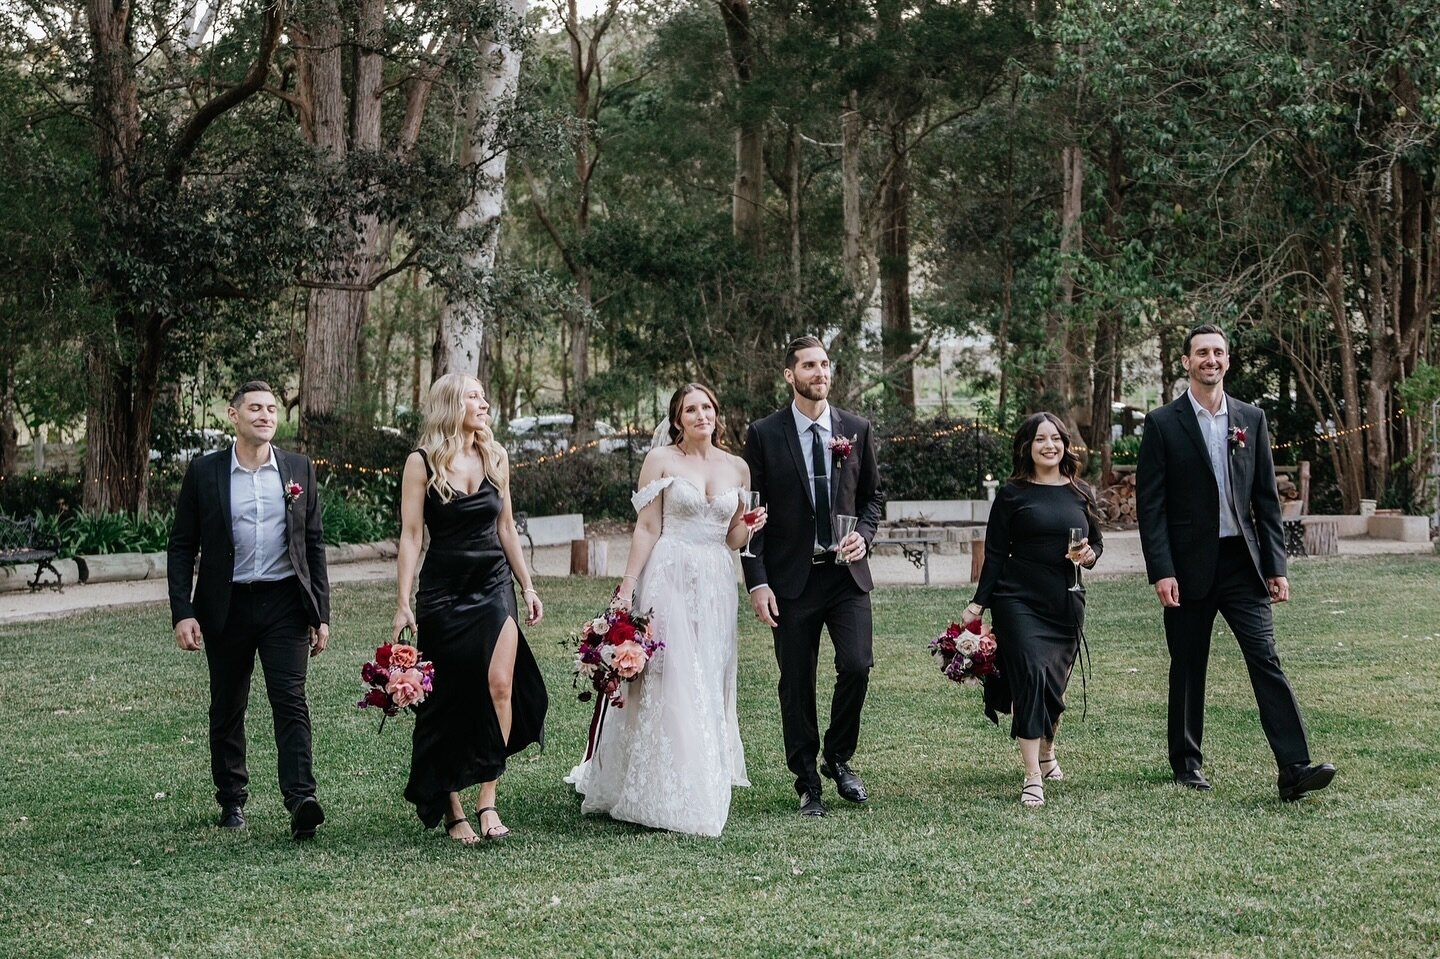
[
  {"x1": 389, "y1": 644, "x2": 420, "y2": 669},
  {"x1": 611, "y1": 641, "x2": 649, "y2": 679},
  {"x1": 386, "y1": 668, "x2": 427, "y2": 709}
]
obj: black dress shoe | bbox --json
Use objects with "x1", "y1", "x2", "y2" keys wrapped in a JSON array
[
  {"x1": 1278, "y1": 762, "x2": 1336, "y2": 802},
  {"x1": 798, "y1": 790, "x2": 827, "y2": 817},
  {"x1": 218, "y1": 806, "x2": 246, "y2": 830},
  {"x1": 820, "y1": 761, "x2": 869, "y2": 803},
  {"x1": 290, "y1": 796, "x2": 325, "y2": 840},
  {"x1": 1173, "y1": 769, "x2": 1212, "y2": 791}
]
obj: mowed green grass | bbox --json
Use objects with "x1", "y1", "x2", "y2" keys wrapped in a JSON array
[{"x1": 2, "y1": 556, "x2": 1437, "y2": 958}]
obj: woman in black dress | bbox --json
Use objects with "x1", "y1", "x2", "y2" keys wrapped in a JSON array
[
  {"x1": 962, "y1": 412, "x2": 1101, "y2": 807},
  {"x1": 393, "y1": 373, "x2": 547, "y2": 843}
]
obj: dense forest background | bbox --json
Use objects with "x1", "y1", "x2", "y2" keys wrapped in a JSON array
[{"x1": 2, "y1": 0, "x2": 1437, "y2": 527}]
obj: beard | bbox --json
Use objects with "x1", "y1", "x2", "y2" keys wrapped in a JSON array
[{"x1": 794, "y1": 378, "x2": 829, "y2": 402}]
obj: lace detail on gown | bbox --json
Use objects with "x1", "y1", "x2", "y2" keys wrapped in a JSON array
[{"x1": 567, "y1": 477, "x2": 749, "y2": 836}]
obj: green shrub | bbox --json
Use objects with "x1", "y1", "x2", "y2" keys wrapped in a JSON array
[
  {"x1": 320, "y1": 478, "x2": 400, "y2": 545},
  {"x1": 0, "y1": 471, "x2": 82, "y2": 517},
  {"x1": 509, "y1": 449, "x2": 640, "y2": 521},
  {"x1": 1110, "y1": 435, "x2": 1142, "y2": 466},
  {"x1": 876, "y1": 415, "x2": 1010, "y2": 501},
  {"x1": 35, "y1": 508, "x2": 175, "y2": 558}
]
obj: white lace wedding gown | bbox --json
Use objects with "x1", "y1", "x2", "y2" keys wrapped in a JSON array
[{"x1": 566, "y1": 476, "x2": 749, "y2": 836}]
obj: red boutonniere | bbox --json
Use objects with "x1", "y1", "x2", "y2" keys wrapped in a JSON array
[
  {"x1": 1228, "y1": 426, "x2": 1247, "y2": 451},
  {"x1": 284, "y1": 481, "x2": 304, "y2": 504},
  {"x1": 828, "y1": 434, "x2": 856, "y2": 462}
]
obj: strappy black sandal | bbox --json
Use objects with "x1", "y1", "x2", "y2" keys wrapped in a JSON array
[
  {"x1": 1021, "y1": 775, "x2": 1045, "y2": 807},
  {"x1": 444, "y1": 816, "x2": 480, "y2": 845},
  {"x1": 476, "y1": 805, "x2": 511, "y2": 841},
  {"x1": 1039, "y1": 755, "x2": 1065, "y2": 781}
]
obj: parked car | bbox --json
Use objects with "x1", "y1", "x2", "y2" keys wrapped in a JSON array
[{"x1": 503, "y1": 415, "x2": 639, "y2": 455}]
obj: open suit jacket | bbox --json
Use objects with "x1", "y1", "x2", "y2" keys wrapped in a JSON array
[
  {"x1": 1135, "y1": 392, "x2": 1287, "y2": 597},
  {"x1": 740, "y1": 406, "x2": 885, "y2": 598},
  {"x1": 168, "y1": 446, "x2": 331, "y2": 636}
]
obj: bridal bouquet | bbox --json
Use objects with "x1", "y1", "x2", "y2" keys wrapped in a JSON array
[
  {"x1": 573, "y1": 605, "x2": 663, "y2": 708},
  {"x1": 928, "y1": 619, "x2": 1000, "y2": 686},
  {"x1": 357, "y1": 635, "x2": 435, "y2": 730}
]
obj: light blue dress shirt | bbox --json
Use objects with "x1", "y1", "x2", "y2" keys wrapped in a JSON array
[
  {"x1": 1187, "y1": 390, "x2": 1243, "y2": 538},
  {"x1": 230, "y1": 446, "x2": 296, "y2": 583}
]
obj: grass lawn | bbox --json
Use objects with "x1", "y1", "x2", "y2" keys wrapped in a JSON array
[{"x1": 3, "y1": 555, "x2": 1438, "y2": 958}]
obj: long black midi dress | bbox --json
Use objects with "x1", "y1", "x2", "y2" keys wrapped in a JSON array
[
  {"x1": 972, "y1": 481, "x2": 1103, "y2": 740},
  {"x1": 403, "y1": 452, "x2": 547, "y2": 827}
]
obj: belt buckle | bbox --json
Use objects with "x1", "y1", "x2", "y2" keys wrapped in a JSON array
[{"x1": 812, "y1": 552, "x2": 829, "y2": 565}]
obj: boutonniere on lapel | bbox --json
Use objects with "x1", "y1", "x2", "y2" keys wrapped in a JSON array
[
  {"x1": 284, "y1": 481, "x2": 304, "y2": 505},
  {"x1": 1228, "y1": 425, "x2": 1247, "y2": 452},
  {"x1": 828, "y1": 434, "x2": 856, "y2": 464}
]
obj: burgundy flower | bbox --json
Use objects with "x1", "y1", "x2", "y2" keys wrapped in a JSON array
[
  {"x1": 374, "y1": 644, "x2": 393, "y2": 669},
  {"x1": 284, "y1": 481, "x2": 304, "y2": 504},
  {"x1": 828, "y1": 434, "x2": 857, "y2": 461},
  {"x1": 1228, "y1": 425, "x2": 1247, "y2": 450}
]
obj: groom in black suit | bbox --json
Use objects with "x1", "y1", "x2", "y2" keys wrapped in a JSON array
[
  {"x1": 742, "y1": 336, "x2": 885, "y2": 817},
  {"x1": 168, "y1": 381, "x2": 331, "y2": 839},
  {"x1": 1136, "y1": 325, "x2": 1334, "y2": 801}
]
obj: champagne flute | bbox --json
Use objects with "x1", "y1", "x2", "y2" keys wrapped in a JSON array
[
  {"x1": 1067, "y1": 527, "x2": 1085, "y2": 592},
  {"x1": 740, "y1": 492, "x2": 763, "y2": 557},
  {"x1": 834, "y1": 514, "x2": 859, "y2": 565}
]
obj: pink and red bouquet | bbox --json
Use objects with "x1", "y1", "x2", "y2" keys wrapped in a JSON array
[
  {"x1": 358, "y1": 637, "x2": 435, "y2": 729},
  {"x1": 929, "y1": 619, "x2": 1000, "y2": 686},
  {"x1": 573, "y1": 605, "x2": 663, "y2": 708}
]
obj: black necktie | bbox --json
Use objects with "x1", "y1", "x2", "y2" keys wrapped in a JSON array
[{"x1": 810, "y1": 423, "x2": 833, "y2": 549}]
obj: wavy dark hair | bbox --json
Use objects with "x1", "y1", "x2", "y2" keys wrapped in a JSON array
[
  {"x1": 665, "y1": 382, "x2": 729, "y2": 451},
  {"x1": 1008, "y1": 412, "x2": 1099, "y2": 523}
]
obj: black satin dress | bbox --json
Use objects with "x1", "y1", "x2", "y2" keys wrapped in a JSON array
[
  {"x1": 973, "y1": 481, "x2": 1103, "y2": 740},
  {"x1": 403, "y1": 453, "x2": 548, "y2": 828}
]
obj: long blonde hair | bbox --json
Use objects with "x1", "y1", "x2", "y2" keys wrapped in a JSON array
[{"x1": 416, "y1": 373, "x2": 508, "y2": 503}]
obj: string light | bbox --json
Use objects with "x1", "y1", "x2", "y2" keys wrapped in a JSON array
[{"x1": 1273, "y1": 409, "x2": 1409, "y2": 451}]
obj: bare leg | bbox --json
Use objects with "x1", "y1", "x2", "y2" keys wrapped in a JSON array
[
  {"x1": 1018, "y1": 737, "x2": 1044, "y2": 806},
  {"x1": 477, "y1": 617, "x2": 519, "y2": 839},
  {"x1": 444, "y1": 792, "x2": 479, "y2": 844},
  {"x1": 1040, "y1": 717, "x2": 1064, "y2": 780}
]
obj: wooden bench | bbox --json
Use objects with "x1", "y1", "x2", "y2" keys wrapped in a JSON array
[
  {"x1": 871, "y1": 534, "x2": 942, "y2": 585},
  {"x1": 0, "y1": 514, "x2": 63, "y2": 592}
]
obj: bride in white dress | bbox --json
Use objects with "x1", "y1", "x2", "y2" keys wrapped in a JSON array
[{"x1": 567, "y1": 383, "x2": 761, "y2": 836}]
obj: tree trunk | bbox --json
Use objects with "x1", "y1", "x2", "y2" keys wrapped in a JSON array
[
  {"x1": 0, "y1": 362, "x2": 18, "y2": 477},
  {"x1": 1055, "y1": 142, "x2": 1084, "y2": 427},
  {"x1": 878, "y1": 126, "x2": 913, "y2": 410},
  {"x1": 719, "y1": 0, "x2": 763, "y2": 255},
  {"x1": 436, "y1": 1, "x2": 528, "y2": 376}
]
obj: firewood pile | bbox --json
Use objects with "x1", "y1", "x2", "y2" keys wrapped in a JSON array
[{"x1": 1099, "y1": 470, "x2": 1305, "y2": 529}]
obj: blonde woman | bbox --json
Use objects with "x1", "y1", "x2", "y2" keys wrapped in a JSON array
[{"x1": 394, "y1": 374, "x2": 547, "y2": 843}]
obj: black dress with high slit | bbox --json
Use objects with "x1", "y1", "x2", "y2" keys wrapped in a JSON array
[
  {"x1": 972, "y1": 481, "x2": 1103, "y2": 740},
  {"x1": 403, "y1": 452, "x2": 548, "y2": 828}
]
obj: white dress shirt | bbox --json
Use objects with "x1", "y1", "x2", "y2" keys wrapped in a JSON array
[
  {"x1": 1187, "y1": 390, "x2": 1243, "y2": 538},
  {"x1": 230, "y1": 446, "x2": 296, "y2": 583},
  {"x1": 792, "y1": 401, "x2": 833, "y2": 553}
]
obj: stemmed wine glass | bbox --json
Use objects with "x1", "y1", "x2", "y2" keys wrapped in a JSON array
[
  {"x1": 740, "y1": 492, "x2": 763, "y2": 558},
  {"x1": 1067, "y1": 527, "x2": 1085, "y2": 592}
]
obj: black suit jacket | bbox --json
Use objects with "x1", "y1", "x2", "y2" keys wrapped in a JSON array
[
  {"x1": 1136, "y1": 392, "x2": 1286, "y2": 598},
  {"x1": 740, "y1": 406, "x2": 885, "y2": 599},
  {"x1": 168, "y1": 445, "x2": 331, "y2": 637}
]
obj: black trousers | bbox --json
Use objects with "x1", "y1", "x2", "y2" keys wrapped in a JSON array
[
  {"x1": 204, "y1": 578, "x2": 316, "y2": 810},
  {"x1": 1163, "y1": 538, "x2": 1311, "y2": 775},
  {"x1": 771, "y1": 560, "x2": 873, "y2": 796}
]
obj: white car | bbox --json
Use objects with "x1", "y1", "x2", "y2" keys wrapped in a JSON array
[
  {"x1": 504, "y1": 415, "x2": 636, "y2": 455},
  {"x1": 149, "y1": 428, "x2": 230, "y2": 462}
]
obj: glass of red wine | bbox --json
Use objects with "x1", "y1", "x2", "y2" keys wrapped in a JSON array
[{"x1": 740, "y1": 492, "x2": 763, "y2": 557}]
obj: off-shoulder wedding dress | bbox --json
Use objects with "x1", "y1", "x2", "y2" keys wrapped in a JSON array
[{"x1": 566, "y1": 476, "x2": 749, "y2": 836}]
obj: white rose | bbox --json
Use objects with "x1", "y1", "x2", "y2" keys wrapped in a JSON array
[
  {"x1": 591, "y1": 618, "x2": 611, "y2": 635},
  {"x1": 956, "y1": 636, "x2": 980, "y2": 656}
]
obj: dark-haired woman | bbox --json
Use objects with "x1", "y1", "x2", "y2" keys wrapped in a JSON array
[
  {"x1": 566, "y1": 383, "x2": 761, "y2": 836},
  {"x1": 961, "y1": 412, "x2": 1102, "y2": 807}
]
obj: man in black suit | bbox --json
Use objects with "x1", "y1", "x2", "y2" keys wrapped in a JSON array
[
  {"x1": 742, "y1": 336, "x2": 885, "y2": 817},
  {"x1": 1136, "y1": 325, "x2": 1334, "y2": 801},
  {"x1": 168, "y1": 381, "x2": 332, "y2": 839}
]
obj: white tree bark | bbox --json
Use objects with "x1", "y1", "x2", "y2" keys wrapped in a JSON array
[{"x1": 438, "y1": 0, "x2": 528, "y2": 376}]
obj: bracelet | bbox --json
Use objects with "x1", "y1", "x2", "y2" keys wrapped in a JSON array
[
  {"x1": 523, "y1": 587, "x2": 539, "y2": 596},
  {"x1": 966, "y1": 603, "x2": 983, "y2": 614},
  {"x1": 620, "y1": 575, "x2": 637, "y2": 583}
]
